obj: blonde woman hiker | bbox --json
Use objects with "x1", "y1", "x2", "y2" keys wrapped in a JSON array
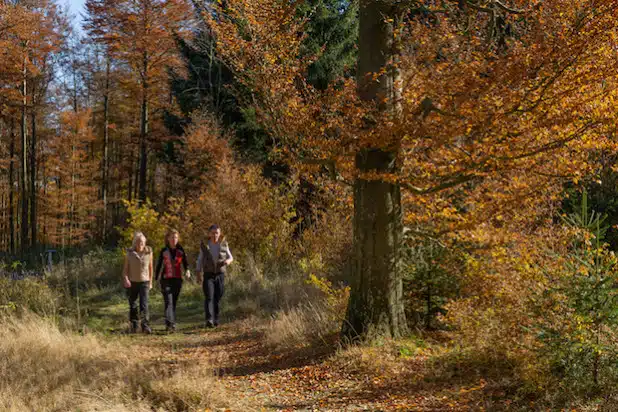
[
  {"x1": 122, "y1": 232, "x2": 154, "y2": 334},
  {"x1": 196, "y1": 224, "x2": 233, "y2": 328},
  {"x1": 155, "y1": 229, "x2": 191, "y2": 332}
]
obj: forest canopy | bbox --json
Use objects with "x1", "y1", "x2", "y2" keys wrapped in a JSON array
[{"x1": 3, "y1": 0, "x2": 618, "y2": 409}]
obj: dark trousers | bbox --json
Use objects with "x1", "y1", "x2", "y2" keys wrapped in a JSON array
[
  {"x1": 128, "y1": 281, "x2": 150, "y2": 328},
  {"x1": 161, "y1": 278, "x2": 183, "y2": 327},
  {"x1": 203, "y1": 273, "x2": 225, "y2": 324}
]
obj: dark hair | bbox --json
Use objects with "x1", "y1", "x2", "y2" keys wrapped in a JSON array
[{"x1": 209, "y1": 224, "x2": 220, "y2": 231}]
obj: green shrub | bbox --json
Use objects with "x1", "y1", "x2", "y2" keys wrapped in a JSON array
[
  {"x1": 0, "y1": 277, "x2": 59, "y2": 316},
  {"x1": 533, "y1": 190, "x2": 618, "y2": 394},
  {"x1": 118, "y1": 199, "x2": 168, "y2": 252},
  {"x1": 403, "y1": 237, "x2": 460, "y2": 329}
]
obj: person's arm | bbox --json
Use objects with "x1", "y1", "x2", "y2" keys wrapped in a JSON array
[
  {"x1": 223, "y1": 242, "x2": 233, "y2": 266},
  {"x1": 155, "y1": 250, "x2": 164, "y2": 281},
  {"x1": 196, "y1": 248, "x2": 203, "y2": 283},
  {"x1": 149, "y1": 250, "x2": 154, "y2": 289},
  {"x1": 182, "y1": 247, "x2": 189, "y2": 271},
  {"x1": 181, "y1": 246, "x2": 191, "y2": 279},
  {"x1": 122, "y1": 254, "x2": 131, "y2": 288}
]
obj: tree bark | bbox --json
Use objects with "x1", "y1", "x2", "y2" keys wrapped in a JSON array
[
  {"x1": 9, "y1": 120, "x2": 15, "y2": 255},
  {"x1": 101, "y1": 56, "x2": 111, "y2": 242},
  {"x1": 20, "y1": 53, "x2": 29, "y2": 256},
  {"x1": 30, "y1": 105, "x2": 36, "y2": 249},
  {"x1": 128, "y1": 143, "x2": 134, "y2": 203},
  {"x1": 138, "y1": 53, "x2": 149, "y2": 203},
  {"x1": 342, "y1": 0, "x2": 408, "y2": 340}
]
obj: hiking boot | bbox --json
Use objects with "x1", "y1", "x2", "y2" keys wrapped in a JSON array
[
  {"x1": 129, "y1": 322, "x2": 138, "y2": 334},
  {"x1": 166, "y1": 324, "x2": 176, "y2": 333},
  {"x1": 142, "y1": 324, "x2": 152, "y2": 334},
  {"x1": 206, "y1": 320, "x2": 215, "y2": 329}
]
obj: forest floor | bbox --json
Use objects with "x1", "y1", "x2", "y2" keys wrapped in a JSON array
[
  {"x1": 90, "y1": 283, "x2": 525, "y2": 412},
  {"x1": 120, "y1": 320, "x2": 518, "y2": 411}
]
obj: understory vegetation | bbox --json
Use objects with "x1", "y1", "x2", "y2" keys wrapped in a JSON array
[
  {"x1": 5, "y1": 0, "x2": 618, "y2": 410},
  {"x1": 2, "y1": 188, "x2": 618, "y2": 410}
]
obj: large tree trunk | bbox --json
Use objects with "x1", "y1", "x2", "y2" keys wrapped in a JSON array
[
  {"x1": 20, "y1": 55, "x2": 29, "y2": 256},
  {"x1": 343, "y1": 0, "x2": 408, "y2": 340}
]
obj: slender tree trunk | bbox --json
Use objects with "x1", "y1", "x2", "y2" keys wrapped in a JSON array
[
  {"x1": 70, "y1": 139, "x2": 76, "y2": 247},
  {"x1": 9, "y1": 120, "x2": 15, "y2": 255},
  {"x1": 101, "y1": 56, "x2": 111, "y2": 242},
  {"x1": 0, "y1": 123, "x2": 4, "y2": 252},
  {"x1": 41, "y1": 154, "x2": 47, "y2": 249},
  {"x1": 1, "y1": 191, "x2": 5, "y2": 252},
  {"x1": 343, "y1": 0, "x2": 408, "y2": 340},
  {"x1": 70, "y1": 79, "x2": 79, "y2": 247},
  {"x1": 128, "y1": 144, "x2": 134, "y2": 203},
  {"x1": 21, "y1": 54, "x2": 29, "y2": 256},
  {"x1": 138, "y1": 55, "x2": 149, "y2": 203},
  {"x1": 30, "y1": 105, "x2": 37, "y2": 249},
  {"x1": 58, "y1": 175, "x2": 64, "y2": 249},
  {"x1": 148, "y1": 157, "x2": 156, "y2": 199}
]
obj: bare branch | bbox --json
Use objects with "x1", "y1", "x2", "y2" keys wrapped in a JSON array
[
  {"x1": 302, "y1": 158, "x2": 353, "y2": 186},
  {"x1": 493, "y1": 0, "x2": 526, "y2": 14}
]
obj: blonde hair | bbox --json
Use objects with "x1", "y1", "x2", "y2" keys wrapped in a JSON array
[
  {"x1": 165, "y1": 228, "x2": 180, "y2": 246},
  {"x1": 132, "y1": 231, "x2": 147, "y2": 249}
]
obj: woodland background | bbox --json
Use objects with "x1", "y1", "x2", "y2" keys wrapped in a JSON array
[{"x1": 3, "y1": 0, "x2": 618, "y2": 410}]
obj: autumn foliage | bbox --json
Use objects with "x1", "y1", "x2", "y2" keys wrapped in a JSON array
[
  {"x1": 203, "y1": 0, "x2": 618, "y2": 393},
  {"x1": 6, "y1": 0, "x2": 618, "y2": 407}
]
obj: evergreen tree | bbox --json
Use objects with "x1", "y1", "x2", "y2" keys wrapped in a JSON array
[
  {"x1": 166, "y1": 0, "x2": 358, "y2": 161},
  {"x1": 300, "y1": 0, "x2": 358, "y2": 91},
  {"x1": 167, "y1": 27, "x2": 269, "y2": 162}
]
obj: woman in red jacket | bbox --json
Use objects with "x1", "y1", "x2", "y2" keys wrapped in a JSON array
[{"x1": 155, "y1": 228, "x2": 191, "y2": 332}]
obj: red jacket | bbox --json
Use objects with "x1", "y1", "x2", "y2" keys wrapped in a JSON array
[{"x1": 155, "y1": 245, "x2": 188, "y2": 280}]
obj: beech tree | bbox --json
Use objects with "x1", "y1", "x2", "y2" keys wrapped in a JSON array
[
  {"x1": 0, "y1": 0, "x2": 64, "y2": 255},
  {"x1": 208, "y1": 0, "x2": 618, "y2": 339},
  {"x1": 85, "y1": 0, "x2": 191, "y2": 203}
]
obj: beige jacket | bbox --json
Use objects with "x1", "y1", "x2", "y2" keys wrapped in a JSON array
[{"x1": 124, "y1": 246, "x2": 153, "y2": 282}]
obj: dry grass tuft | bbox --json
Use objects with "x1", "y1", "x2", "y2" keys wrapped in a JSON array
[
  {"x1": 266, "y1": 301, "x2": 340, "y2": 349},
  {"x1": 0, "y1": 314, "x2": 230, "y2": 411}
]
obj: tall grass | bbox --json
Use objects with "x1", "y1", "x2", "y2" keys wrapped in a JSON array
[
  {"x1": 266, "y1": 301, "x2": 340, "y2": 348},
  {"x1": 0, "y1": 277, "x2": 59, "y2": 316},
  {"x1": 0, "y1": 314, "x2": 231, "y2": 411}
]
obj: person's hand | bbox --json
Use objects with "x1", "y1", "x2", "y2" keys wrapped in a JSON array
[
  {"x1": 185, "y1": 270, "x2": 192, "y2": 280},
  {"x1": 149, "y1": 282, "x2": 153, "y2": 290},
  {"x1": 123, "y1": 276, "x2": 131, "y2": 289}
]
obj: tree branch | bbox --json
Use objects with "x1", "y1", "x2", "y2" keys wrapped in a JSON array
[
  {"x1": 302, "y1": 158, "x2": 353, "y2": 186},
  {"x1": 493, "y1": 0, "x2": 526, "y2": 14},
  {"x1": 401, "y1": 173, "x2": 478, "y2": 195}
]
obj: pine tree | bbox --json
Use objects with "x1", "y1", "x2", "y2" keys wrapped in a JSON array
[
  {"x1": 299, "y1": 0, "x2": 357, "y2": 91},
  {"x1": 167, "y1": 0, "x2": 357, "y2": 161}
]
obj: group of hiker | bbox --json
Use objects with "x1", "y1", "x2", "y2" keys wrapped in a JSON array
[{"x1": 121, "y1": 224, "x2": 232, "y2": 333}]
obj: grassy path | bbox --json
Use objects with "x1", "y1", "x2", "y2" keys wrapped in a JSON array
[
  {"x1": 75, "y1": 282, "x2": 518, "y2": 411},
  {"x1": 114, "y1": 319, "x2": 514, "y2": 411}
]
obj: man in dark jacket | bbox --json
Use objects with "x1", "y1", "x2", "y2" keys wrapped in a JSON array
[{"x1": 196, "y1": 224, "x2": 233, "y2": 328}]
